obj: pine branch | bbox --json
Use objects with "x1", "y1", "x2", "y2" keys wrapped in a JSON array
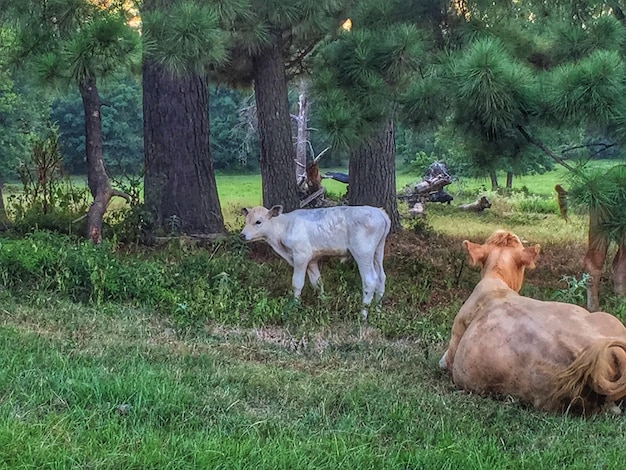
[
  {"x1": 516, "y1": 125, "x2": 576, "y2": 173},
  {"x1": 561, "y1": 142, "x2": 618, "y2": 154}
]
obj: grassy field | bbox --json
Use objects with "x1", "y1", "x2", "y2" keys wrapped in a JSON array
[
  {"x1": 218, "y1": 164, "x2": 587, "y2": 242},
  {"x1": 1, "y1": 163, "x2": 626, "y2": 468}
]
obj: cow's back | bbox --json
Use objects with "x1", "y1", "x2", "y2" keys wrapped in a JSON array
[{"x1": 281, "y1": 206, "x2": 390, "y2": 251}]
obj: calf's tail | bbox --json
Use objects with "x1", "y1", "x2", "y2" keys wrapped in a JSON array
[{"x1": 548, "y1": 339, "x2": 626, "y2": 414}]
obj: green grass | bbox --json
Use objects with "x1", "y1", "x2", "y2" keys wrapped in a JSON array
[
  {"x1": 215, "y1": 164, "x2": 591, "y2": 244},
  {"x1": 2, "y1": 161, "x2": 626, "y2": 468},
  {"x1": 216, "y1": 162, "x2": 605, "y2": 229},
  {"x1": 2, "y1": 294, "x2": 626, "y2": 469}
]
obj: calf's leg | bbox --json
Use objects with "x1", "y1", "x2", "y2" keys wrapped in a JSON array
[
  {"x1": 354, "y1": 254, "x2": 379, "y2": 321},
  {"x1": 373, "y1": 239, "x2": 387, "y2": 301},
  {"x1": 307, "y1": 261, "x2": 322, "y2": 293},
  {"x1": 291, "y1": 257, "x2": 310, "y2": 299}
]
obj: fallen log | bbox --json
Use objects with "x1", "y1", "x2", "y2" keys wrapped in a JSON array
[{"x1": 458, "y1": 196, "x2": 492, "y2": 212}]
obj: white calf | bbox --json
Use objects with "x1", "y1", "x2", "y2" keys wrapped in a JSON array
[{"x1": 240, "y1": 205, "x2": 391, "y2": 319}]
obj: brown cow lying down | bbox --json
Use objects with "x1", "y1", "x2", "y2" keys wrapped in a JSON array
[
  {"x1": 458, "y1": 196, "x2": 491, "y2": 212},
  {"x1": 439, "y1": 230, "x2": 626, "y2": 415}
]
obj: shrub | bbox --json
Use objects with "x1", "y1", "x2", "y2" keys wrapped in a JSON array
[
  {"x1": 507, "y1": 192, "x2": 558, "y2": 214},
  {"x1": 5, "y1": 128, "x2": 91, "y2": 235},
  {"x1": 550, "y1": 273, "x2": 590, "y2": 306},
  {"x1": 0, "y1": 231, "x2": 302, "y2": 327}
]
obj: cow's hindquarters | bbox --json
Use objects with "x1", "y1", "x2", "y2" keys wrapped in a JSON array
[{"x1": 549, "y1": 339, "x2": 626, "y2": 414}]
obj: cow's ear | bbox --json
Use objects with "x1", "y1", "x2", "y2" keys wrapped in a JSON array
[
  {"x1": 269, "y1": 205, "x2": 283, "y2": 218},
  {"x1": 240, "y1": 207, "x2": 249, "y2": 216},
  {"x1": 464, "y1": 240, "x2": 486, "y2": 267},
  {"x1": 520, "y1": 244, "x2": 541, "y2": 269}
]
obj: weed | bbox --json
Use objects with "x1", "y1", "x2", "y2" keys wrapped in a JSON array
[
  {"x1": 550, "y1": 273, "x2": 591, "y2": 306},
  {"x1": 8, "y1": 129, "x2": 91, "y2": 235}
]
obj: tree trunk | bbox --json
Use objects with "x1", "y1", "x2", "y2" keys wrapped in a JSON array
[
  {"x1": 0, "y1": 177, "x2": 9, "y2": 231},
  {"x1": 252, "y1": 34, "x2": 299, "y2": 212},
  {"x1": 79, "y1": 77, "x2": 112, "y2": 244},
  {"x1": 613, "y1": 243, "x2": 626, "y2": 297},
  {"x1": 347, "y1": 119, "x2": 401, "y2": 233},
  {"x1": 295, "y1": 78, "x2": 309, "y2": 180},
  {"x1": 489, "y1": 171, "x2": 499, "y2": 190},
  {"x1": 506, "y1": 171, "x2": 513, "y2": 189},
  {"x1": 142, "y1": 62, "x2": 225, "y2": 234}
]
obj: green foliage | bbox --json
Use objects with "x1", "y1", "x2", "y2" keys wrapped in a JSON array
[
  {"x1": 209, "y1": 86, "x2": 258, "y2": 171},
  {"x1": 312, "y1": 1, "x2": 427, "y2": 150},
  {"x1": 0, "y1": 64, "x2": 50, "y2": 178},
  {"x1": 549, "y1": 14, "x2": 625, "y2": 63},
  {"x1": 399, "y1": 74, "x2": 447, "y2": 129},
  {"x1": 142, "y1": 1, "x2": 228, "y2": 77},
  {"x1": 50, "y1": 78, "x2": 262, "y2": 175},
  {"x1": 404, "y1": 150, "x2": 438, "y2": 176},
  {"x1": 0, "y1": 231, "x2": 300, "y2": 327},
  {"x1": 25, "y1": 8, "x2": 140, "y2": 87},
  {"x1": 16, "y1": 128, "x2": 63, "y2": 215},
  {"x1": 504, "y1": 190, "x2": 559, "y2": 215},
  {"x1": 550, "y1": 273, "x2": 590, "y2": 306},
  {"x1": 452, "y1": 36, "x2": 535, "y2": 140},
  {"x1": 7, "y1": 128, "x2": 91, "y2": 234},
  {"x1": 547, "y1": 50, "x2": 625, "y2": 128},
  {"x1": 568, "y1": 163, "x2": 626, "y2": 242}
]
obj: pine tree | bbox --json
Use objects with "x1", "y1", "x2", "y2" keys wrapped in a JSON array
[
  {"x1": 211, "y1": 0, "x2": 350, "y2": 212},
  {"x1": 141, "y1": 0, "x2": 228, "y2": 235},
  {"x1": 4, "y1": 0, "x2": 141, "y2": 242},
  {"x1": 312, "y1": 1, "x2": 436, "y2": 232}
]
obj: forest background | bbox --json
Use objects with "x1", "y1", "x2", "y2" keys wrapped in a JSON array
[{"x1": 1, "y1": 0, "x2": 626, "y2": 243}]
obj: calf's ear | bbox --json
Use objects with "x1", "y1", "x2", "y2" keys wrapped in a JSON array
[
  {"x1": 269, "y1": 205, "x2": 283, "y2": 217},
  {"x1": 464, "y1": 240, "x2": 486, "y2": 267},
  {"x1": 240, "y1": 208, "x2": 249, "y2": 216}
]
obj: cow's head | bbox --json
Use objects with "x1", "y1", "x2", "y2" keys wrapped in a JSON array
[
  {"x1": 239, "y1": 205, "x2": 284, "y2": 241},
  {"x1": 479, "y1": 197, "x2": 492, "y2": 209},
  {"x1": 464, "y1": 230, "x2": 540, "y2": 292}
]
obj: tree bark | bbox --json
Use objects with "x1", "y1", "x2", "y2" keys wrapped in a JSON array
[
  {"x1": 347, "y1": 119, "x2": 401, "y2": 233},
  {"x1": 506, "y1": 171, "x2": 513, "y2": 189},
  {"x1": 142, "y1": 62, "x2": 225, "y2": 234},
  {"x1": 0, "y1": 177, "x2": 9, "y2": 231},
  {"x1": 295, "y1": 78, "x2": 309, "y2": 179},
  {"x1": 489, "y1": 171, "x2": 499, "y2": 190},
  {"x1": 252, "y1": 34, "x2": 300, "y2": 212},
  {"x1": 79, "y1": 77, "x2": 112, "y2": 244}
]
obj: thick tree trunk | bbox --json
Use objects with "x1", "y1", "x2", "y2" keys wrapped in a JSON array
[
  {"x1": 79, "y1": 77, "x2": 112, "y2": 244},
  {"x1": 142, "y1": 62, "x2": 225, "y2": 234},
  {"x1": 347, "y1": 119, "x2": 401, "y2": 233},
  {"x1": 489, "y1": 171, "x2": 499, "y2": 190},
  {"x1": 252, "y1": 34, "x2": 299, "y2": 212},
  {"x1": 506, "y1": 171, "x2": 513, "y2": 188}
]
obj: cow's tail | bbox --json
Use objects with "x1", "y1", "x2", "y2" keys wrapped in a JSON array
[{"x1": 548, "y1": 339, "x2": 626, "y2": 414}]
